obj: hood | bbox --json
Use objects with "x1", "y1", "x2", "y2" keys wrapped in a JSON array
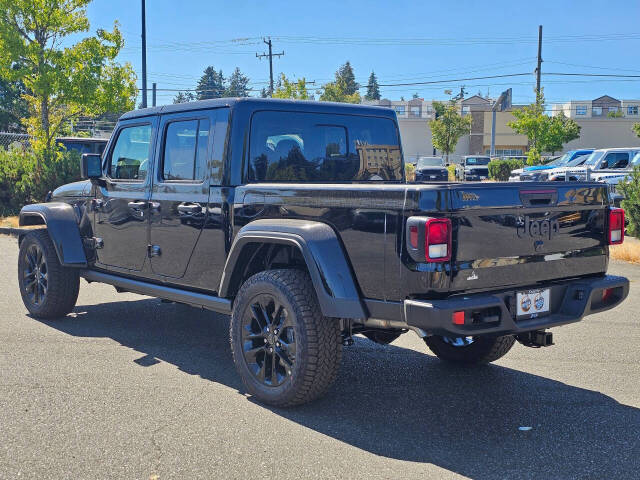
[{"x1": 51, "y1": 180, "x2": 91, "y2": 199}]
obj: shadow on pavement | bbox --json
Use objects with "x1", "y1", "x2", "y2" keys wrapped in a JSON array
[{"x1": 33, "y1": 297, "x2": 640, "y2": 479}]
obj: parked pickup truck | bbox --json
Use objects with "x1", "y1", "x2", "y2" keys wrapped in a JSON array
[
  {"x1": 456, "y1": 155, "x2": 490, "y2": 181},
  {"x1": 414, "y1": 156, "x2": 449, "y2": 181},
  {"x1": 17, "y1": 98, "x2": 629, "y2": 406}
]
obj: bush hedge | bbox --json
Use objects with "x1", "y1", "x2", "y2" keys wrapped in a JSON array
[
  {"x1": 447, "y1": 164, "x2": 456, "y2": 181},
  {"x1": 619, "y1": 166, "x2": 640, "y2": 237},
  {"x1": 488, "y1": 158, "x2": 525, "y2": 181},
  {"x1": 0, "y1": 143, "x2": 81, "y2": 216}
]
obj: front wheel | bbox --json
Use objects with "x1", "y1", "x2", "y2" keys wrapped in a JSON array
[
  {"x1": 18, "y1": 230, "x2": 79, "y2": 318},
  {"x1": 424, "y1": 335, "x2": 515, "y2": 364},
  {"x1": 230, "y1": 269, "x2": 342, "y2": 407}
]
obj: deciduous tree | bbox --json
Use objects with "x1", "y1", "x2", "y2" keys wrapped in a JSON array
[
  {"x1": 0, "y1": 0, "x2": 137, "y2": 165},
  {"x1": 430, "y1": 100, "x2": 472, "y2": 164},
  {"x1": 272, "y1": 74, "x2": 310, "y2": 100}
]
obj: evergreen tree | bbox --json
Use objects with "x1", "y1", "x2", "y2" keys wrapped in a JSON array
[
  {"x1": 364, "y1": 71, "x2": 380, "y2": 101},
  {"x1": 335, "y1": 61, "x2": 358, "y2": 95},
  {"x1": 173, "y1": 91, "x2": 195, "y2": 104},
  {"x1": 196, "y1": 66, "x2": 225, "y2": 100},
  {"x1": 224, "y1": 67, "x2": 250, "y2": 97},
  {"x1": 259, "y1": 87, "x2": 269, "y2": 98}
]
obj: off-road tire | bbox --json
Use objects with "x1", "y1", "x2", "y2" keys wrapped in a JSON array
[
  {"x1": 424, "y1": 335, "x2": 516, "y2": 365},
  {"x1": 18, "y1": 230, "x2": 80, "y2": 318},
  {"x1": 230, "y1": 269, "x2": 342, "y2": 407}
]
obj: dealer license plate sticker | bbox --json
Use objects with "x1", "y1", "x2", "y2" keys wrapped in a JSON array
[{"x1": 516, "y1": 289, "x2": 550, "y2": 318}]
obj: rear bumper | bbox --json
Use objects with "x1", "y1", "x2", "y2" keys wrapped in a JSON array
[{"x1": 404, "y1": 275, "x2": 629, "y2": 337}]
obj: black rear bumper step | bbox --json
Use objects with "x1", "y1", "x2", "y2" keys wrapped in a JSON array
[{"x1": 404, "y1": 275, "x2": 629, "y2": 337}]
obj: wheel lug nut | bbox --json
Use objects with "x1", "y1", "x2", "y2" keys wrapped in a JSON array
[
  {"x1": 274, "y1": 329, "x2": 279, "y2": 335},
  {"x1": 276, "y1": 342, "x2": 281, "y2": 347}
]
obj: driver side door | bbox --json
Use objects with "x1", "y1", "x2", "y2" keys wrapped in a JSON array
[{"x1": 93, "y1": 118, "x2": 158, "y2": 272}]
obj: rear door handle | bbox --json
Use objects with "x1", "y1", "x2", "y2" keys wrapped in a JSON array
[{"x1": 177, "y1": 204, "x2": 202, "y2": 214}]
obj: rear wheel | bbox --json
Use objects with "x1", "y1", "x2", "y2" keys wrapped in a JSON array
[
  {"x1": 424, "y1": 334, "x2": 515, "y2": 364},
  {"x1": 18, "y1": 230, "x2": 79, "y2": 318},
  {"x1": 230, "y1": 269, "x2": 342, "y2": 407}
]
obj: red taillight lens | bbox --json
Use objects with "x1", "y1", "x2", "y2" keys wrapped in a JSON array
[
  {"x1": 425, "y1": 218, "x2": 451, "y2": 262},
  {"x1": 452, "y1": 311, "x2": 465, "y2": 325},
  {"x1": 608, "y1": 208, "x2": 624, "y2": 245},
  {"x1": 409, "y1": 225, "x2": 418, "y2": 249}
]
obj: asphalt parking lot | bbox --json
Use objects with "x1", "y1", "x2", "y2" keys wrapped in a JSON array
[{"x1": 1, "y1": 233, "x2": 639, "y2": 480}]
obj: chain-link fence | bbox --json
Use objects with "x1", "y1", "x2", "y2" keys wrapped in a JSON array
[{"x1": 0, "y1": 132, "x2": 31, "y2": 149}]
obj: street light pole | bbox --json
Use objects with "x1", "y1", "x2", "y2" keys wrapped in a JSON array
[{"x1": 141, "y1": 0, "x2": 147, "y2": 108}]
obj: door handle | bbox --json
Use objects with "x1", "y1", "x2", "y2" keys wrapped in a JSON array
[
  {"x1": 127, "y1": 201, "x2": 148, "y2": 210},
  {"x1": 149, "y1": 201, "x2": 161, "y2": 213},
  {"x1": 177, "y1": 204, "x2": 202, "y2": 214}
]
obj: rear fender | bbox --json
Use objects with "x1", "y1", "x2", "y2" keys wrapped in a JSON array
[
  {"x1": 219, "y1": 219, "x2": 365, "y2": 319},
  {"x1": 19, "y1": 203, "x2": 87, "y2": 267}
]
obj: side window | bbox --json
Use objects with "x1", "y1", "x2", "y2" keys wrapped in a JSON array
[
  {"x1": 210, "y1": 108, "x2": 230, "y2": 185},
  {"x1": 162, "y1": 119, "x2": 210, "y2": 181},
  {"x1": 108, "y1": 124, "x2": 152, "y2": 181},
  {"x1": 611, "y1": 152, "x2": 629, "y2": 168}
]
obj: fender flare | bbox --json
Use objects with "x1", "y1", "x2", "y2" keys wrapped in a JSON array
[
  {"x1": 19, "y1": 203, "x2": 87, "y2": 267},
  {"x1": 219, "y1": 219, "x2": 366, "y2": 319}
]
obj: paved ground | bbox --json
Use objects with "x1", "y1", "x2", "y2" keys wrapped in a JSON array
[{"x1": 1, "y1": 234, "x2": 639, "y2": 480}]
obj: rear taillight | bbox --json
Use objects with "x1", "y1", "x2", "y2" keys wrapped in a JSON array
[
  {"x1": 608, "y1": 208, "x2": 624, "y2": 245},
  {"x1": 406, "y1": 216, "x2": 453, "y2": 263},
  {"x1": 425, "y1": 218, "x2": 451, "y2": 262}
]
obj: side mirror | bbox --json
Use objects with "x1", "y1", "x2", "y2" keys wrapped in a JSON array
[{"x1": 81, "y1": 153, "x2": 103, "y2": 180}]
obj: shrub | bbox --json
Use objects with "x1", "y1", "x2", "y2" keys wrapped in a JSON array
[
  {"x1": 488, "y1": 158, "x2": 524, "y2": 181},
  {"x1": 526, "y1": 147, "x2": 541, "y2": 166},
  {"x1": 0, "y1": 144, "x2": 81, "y2": 215},
  {"x1": 619, "y1": 166, "x2": 640, "y2": 237},
  {"x1": 447, "y1": 164, "x2": 456, "y2": 181},
  {"x1": 405, "y1": 162, "x2": 415, "y2": 182}
]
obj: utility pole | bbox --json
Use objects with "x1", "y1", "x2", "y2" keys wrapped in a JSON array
[
  {"x1": 535, "y1": 25, "x2": 542, "y2": 102},
  {"x1": 141, "y1": 0, "x2": 147, "y2": 108},
  {"x1": 256, "y1": 37, "x2": 284, "y2": 97},
  {"x1": 152, "y1": 83, "x2": 156, "y2": 107}
]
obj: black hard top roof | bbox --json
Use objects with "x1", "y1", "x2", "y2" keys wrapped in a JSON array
[{"x1": 119, "y1": 97, "x2": 396, "y2": 121}]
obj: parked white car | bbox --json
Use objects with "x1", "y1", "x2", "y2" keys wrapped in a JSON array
[
  {"x1": 592, "y1": 151, "x2": 640, "y2": 206},
  {"x1": 546, "y1": 148, "x2": 640, "y2": 181}
]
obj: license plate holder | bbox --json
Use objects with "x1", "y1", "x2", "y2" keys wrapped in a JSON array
[{"x1": 516, "y1": 288, "x2": 550, "y2": 319}]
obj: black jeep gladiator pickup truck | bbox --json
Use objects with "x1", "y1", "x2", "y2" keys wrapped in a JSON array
[{"x1": 17, "y1": 98, "x2": 629, "y2": 406}]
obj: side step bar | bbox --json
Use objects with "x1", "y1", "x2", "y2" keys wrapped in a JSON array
[{"x1": 80, "y1": 270, "x2": 232, "y2": 315}]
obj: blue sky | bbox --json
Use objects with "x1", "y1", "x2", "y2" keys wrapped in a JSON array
[{"x1": 85, "y1": 0, "x2": 640, "y2": 106}]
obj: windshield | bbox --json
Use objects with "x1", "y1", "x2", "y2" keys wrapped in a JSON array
[
  {"x1": 550, "y1": 153, "x2": 569, "y2": 166},
  {"x1": 566, "y1": 154, "x2": 590, "y2": 166},
  {"x1": 632, "y1": 152, "x2": 640, "y2": 166},
  {"x1": 465, "y1": 157, "x2": 490, "y2": 165},
  {"x1": 584, "y1": 150, "x2": 605, "y2": 166},
  {"x1": 417, "y1": 157, "x2": 443, "y2": 168}
]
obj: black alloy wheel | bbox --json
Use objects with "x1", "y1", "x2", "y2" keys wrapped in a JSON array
[
  {"x1": 241, "y1": 294, "x2": 296, "y2": 387},
  {"x1": 22, "y1": 243, "x2": 48, "y2": 306}
]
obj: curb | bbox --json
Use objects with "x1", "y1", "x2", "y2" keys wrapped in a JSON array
[{"x1": 0, "y1": 227, "x2": 28, "y2": 237}]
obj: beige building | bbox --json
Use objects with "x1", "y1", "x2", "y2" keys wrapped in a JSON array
[{"x1": 365, "y1": 93, "x2": 640, "y2": 162}]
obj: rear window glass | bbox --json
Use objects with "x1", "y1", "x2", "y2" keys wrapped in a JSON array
[{"x1": 248, "y1": 111, "x2": 402, "y2": 182}]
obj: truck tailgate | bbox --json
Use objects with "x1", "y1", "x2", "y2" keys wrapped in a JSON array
[{"x1": 449, "y1": 183, "x2": 608, "y2": 293}]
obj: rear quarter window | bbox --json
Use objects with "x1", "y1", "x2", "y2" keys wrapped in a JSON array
[{"x1": 247, "y1": 111, "x2": 402, "y2": 182}]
